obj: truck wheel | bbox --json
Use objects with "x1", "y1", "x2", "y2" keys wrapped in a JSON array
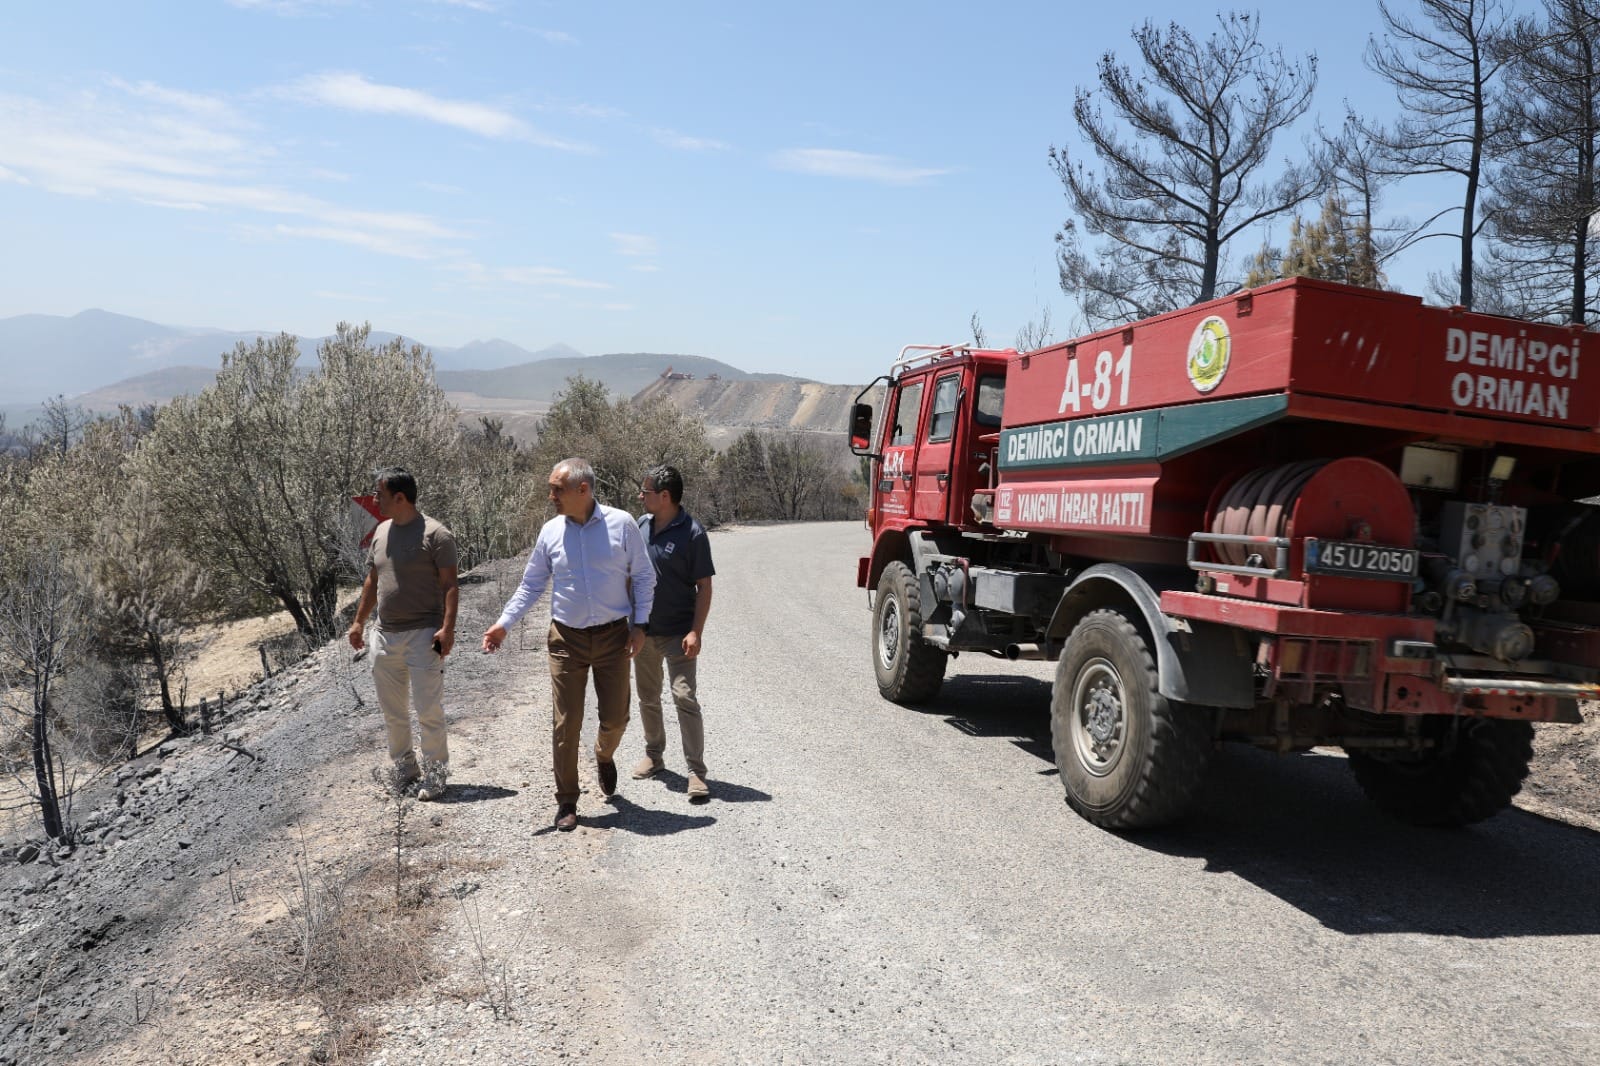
[
  {"x1": 1346, "y1": 718, "x2": 1534, "y2": 826},
  {"x1": 1051, "y1": 608, "x2": 1212, "y2": 829},
  {"x1": 873, "y1": 561, "x2": 947, "y2": 703}
]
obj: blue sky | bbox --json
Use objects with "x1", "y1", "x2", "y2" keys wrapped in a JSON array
[{"x1": 1, "y1": 1, "x2": 1444, "y2": 385}]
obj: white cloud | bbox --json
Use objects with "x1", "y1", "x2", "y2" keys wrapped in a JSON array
[
  {"x1": 226, "y1": 0, "x2": 349, "y2": 15},
  {"x1": 652, "y1": 128, "x2": 730, "y2": 152},
  {"x1": 447, "y1": 262, "x2": 612, "y2": 291},
  {"x1": 525, "y1": 98, "x2": 623, "y2": 121},
  {"x1": 610, "y1": 233, "x2": 657, "y2": 258},
  {"x1": 499, "y1": 266, "x2": 610, "y2": 290},
  {"x1": 134, "y1": 197, "x2": 211, "y2": 211},
  {"x1": 0, "y1": 164, "x2": 28, "y2": 184},
  {"x1": 315, "y1": 289, "x2": 388, "y2": 304},
  {"x1": 0, "y1": 83, "x2": 461, "y2": 260},
  {"x1": 505, "y1": 23, "x2": 577, "y2": 45},
  {"x1": 110, "y1": 79, "x2": 241, "y2": 123},
  {"x1": 770, "y1": 148, "x2": 950, "y2": 185},
  {"x1": 286, "y1": 72, "x2": 589, "y2": 151}
]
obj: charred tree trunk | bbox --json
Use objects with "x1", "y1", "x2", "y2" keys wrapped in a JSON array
[{"x1": 33, "y1": 692, "x2": 66, "y2": 842}]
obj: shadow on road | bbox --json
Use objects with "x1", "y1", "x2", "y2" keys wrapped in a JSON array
[
  {"x1": 920, "y1": 677, "x2": 1600, "y2": 937},
  {"x1": 646, "y1": 770, "x2": 773, "y2": 805},
  {"x1": 918, "y1": 673, "x2": 1055, "y2": 766},
  {"x1": 434, "y1": 783, "x2": 519, "y2": 804},
  {"x1": 581, "y1": 795, "x2": 717, "y2": 836},
  {"x1": 1135, "y1": 747, "x2": 1600, "y2": 938}
]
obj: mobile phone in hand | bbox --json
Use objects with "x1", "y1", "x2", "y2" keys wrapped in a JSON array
[{"x1": 432, "y1": 637, "x2": 443, "y2": 655}]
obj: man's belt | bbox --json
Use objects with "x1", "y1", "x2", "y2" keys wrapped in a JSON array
[{"x1": 559, "y1": 617, "x2": 628, "y2": 633}]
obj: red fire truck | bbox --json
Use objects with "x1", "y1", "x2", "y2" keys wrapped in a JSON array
[{"x1": 850, "y1": 277, "x2": 1600, "y2": 829}]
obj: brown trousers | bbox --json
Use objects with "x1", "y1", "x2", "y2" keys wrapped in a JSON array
[{"x1": 548, "y1": 618, "x2": 632, "y2": 805}]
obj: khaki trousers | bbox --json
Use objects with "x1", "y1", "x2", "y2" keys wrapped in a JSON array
[
  {"x1": 633, "y1": 634, "x2": 706, "y2": 776},
  {"x1": 548, "y1": 618, "x2": 632, "y2": 805},
  {"x1": 371, "y1": 625, "x2": 449, "y2": 772}
]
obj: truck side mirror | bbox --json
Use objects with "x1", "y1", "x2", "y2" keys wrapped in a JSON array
[{"x1": 849, "y1": 403, "x2": 875, "y2": 455}]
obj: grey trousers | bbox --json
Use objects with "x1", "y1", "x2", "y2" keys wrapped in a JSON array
[{"x1": 633, "y1": 633, "x2": 706, "y2": 776}]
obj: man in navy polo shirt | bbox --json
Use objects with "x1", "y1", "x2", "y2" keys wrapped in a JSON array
[{"x1": 631, "y1": 464, "x2": 716, "y2": 800}]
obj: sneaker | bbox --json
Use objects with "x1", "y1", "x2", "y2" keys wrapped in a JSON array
[
  {"x1": 597, "y1": 757, "x2": 619, "y2": 797},
  {"x1": 631, "y1": 756, "x2": 664, "y2": 780},
  {"x1": 686, "y1": 772, "x2": 711, "y2": 801},
  {"x1": 416, "y1": 761, "x2": 449, "y2": 802},
  {"x1": 393, "y1": 762, "x2": 422, "y2": 796},
  {"x1": 371, "y1": 763, "x2": 419, "y2": 797},
  {"x1": 555, "y1": 802, "x2": 579, "y2": 831}
]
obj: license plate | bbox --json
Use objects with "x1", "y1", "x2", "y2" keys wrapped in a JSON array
[{"x1": 1305, "y1": 538, "x2": 1419, "y2": 581}]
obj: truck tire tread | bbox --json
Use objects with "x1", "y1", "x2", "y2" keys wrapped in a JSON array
[
  {"x1": 1052, "y1": 608, "x2": 1211, "y2": 829},
  {"x1": 874, "y1": 561, "x2": 947, "y2": 704},
  {"x1": 1347, "y1": 718, "x2": 1534, "y2": 826}
]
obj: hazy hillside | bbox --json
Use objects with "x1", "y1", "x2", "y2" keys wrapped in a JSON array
[
  {"x1": 437, "y1": 352, "x2": 800, "y2": 402},
  {"x1": 0, "y1": 309, "x2": 237, "y2": 403},
  {"x1": 75, "y1": 366, "x2": 224, "y2": 409},
  {"x1": 0, "y1": 308, "x2": 868, "y2": 451},
  {"x1": 0, "y1": 308, "x2": 586, "y2": 403},
  {"x1": 630, "y1": 375, "x2": 883, "y2": 449},
  {"x1": 635, "y1": 375, "x2": 861, "y2": 434},
  {"x1": 447, "y1": 339, "x2": 584, "y2": 370}
]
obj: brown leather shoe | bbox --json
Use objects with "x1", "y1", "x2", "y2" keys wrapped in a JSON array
[
  {"x1": 631, "y1": 756, "x2": 664, "y2": 779},
  {"x1": 687, "y1": 772, "x2": 711, "y2": 801},
  {"x1": 555, "y1": 802, "x2": 578, "y2": 832},
  {"x1": 597, "y1": 757, "x2": 619, "y2": 797}
]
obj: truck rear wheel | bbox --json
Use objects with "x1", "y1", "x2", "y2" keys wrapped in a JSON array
[
  {"x1": 1051, "y1": 608, "x2": 1212, "y2": 829},
  {"x1": 1346, "y1": 718, "x2": 1534, "y2": 826},
  {"x1": 873, "y1": 561, "x2": 947, "y2": 703}
]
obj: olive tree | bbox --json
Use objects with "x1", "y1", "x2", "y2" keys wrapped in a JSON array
[
  {"x1": 448, "y1": 417, "x2": 541, "y2": 570},
  {"x1": 82, "y1": 487, "x2": 209, "y2": 735},
  {"x1": 709, "y1": 430, "x2": 859, "y2": 523},
  {"x1": 532, "y1": 377, "x2": 712, "y2": 511},
  {"x1": 140, "y1": 324, "x2": 460, "y2": 640}
]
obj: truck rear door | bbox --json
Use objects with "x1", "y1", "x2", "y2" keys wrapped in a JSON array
[
  {"x1": 877, "y1": 377, "x2": 925, "y2": 520},
  {"x1": 914, "y1": 370, "x2": 962, "y2": 522}
]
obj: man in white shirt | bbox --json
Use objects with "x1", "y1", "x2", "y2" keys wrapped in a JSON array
[{"x1": 481, "y1": 458, "x2": 655, "y2": 831}]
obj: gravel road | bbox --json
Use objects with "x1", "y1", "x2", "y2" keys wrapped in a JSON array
[
  {"x1": 368, "y1": 520, "x2": 1600, "y2": 1065},
  {"x1": 7, "y1": 520, "x2": 1599, "y2": 1065}
]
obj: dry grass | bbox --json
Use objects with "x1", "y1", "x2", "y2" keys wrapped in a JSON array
[
  {"x1": 237, "y1": 826, "x2": 442, "y2": 1064},
  {"x1": 184, "y1": 590, "x2": 361, "y2": 699}
]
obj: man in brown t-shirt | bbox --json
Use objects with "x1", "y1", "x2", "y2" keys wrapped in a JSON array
[{"x1": 347, "y1": 467, "x2": 459, "y2": 800}]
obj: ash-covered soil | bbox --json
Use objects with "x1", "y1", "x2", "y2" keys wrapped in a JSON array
[
  {"x1": 0, "y1": 558, "x2": 551, "y2": 1065},
  {"x1": 1528, "y1": 715, "x2": 1600, "y2": 826}
]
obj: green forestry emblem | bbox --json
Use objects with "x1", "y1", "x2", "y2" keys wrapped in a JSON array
[{"x1": 1187, "y1": 315, "x2": 1231, "y2": 393}]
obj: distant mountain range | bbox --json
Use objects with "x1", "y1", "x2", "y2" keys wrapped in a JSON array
[
  {"x1": 438, "y1": 353, "x2": 797, "y2": 404},
  {"x1": 0, "y1": 309, "x2": 806, "y2": 425}
]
